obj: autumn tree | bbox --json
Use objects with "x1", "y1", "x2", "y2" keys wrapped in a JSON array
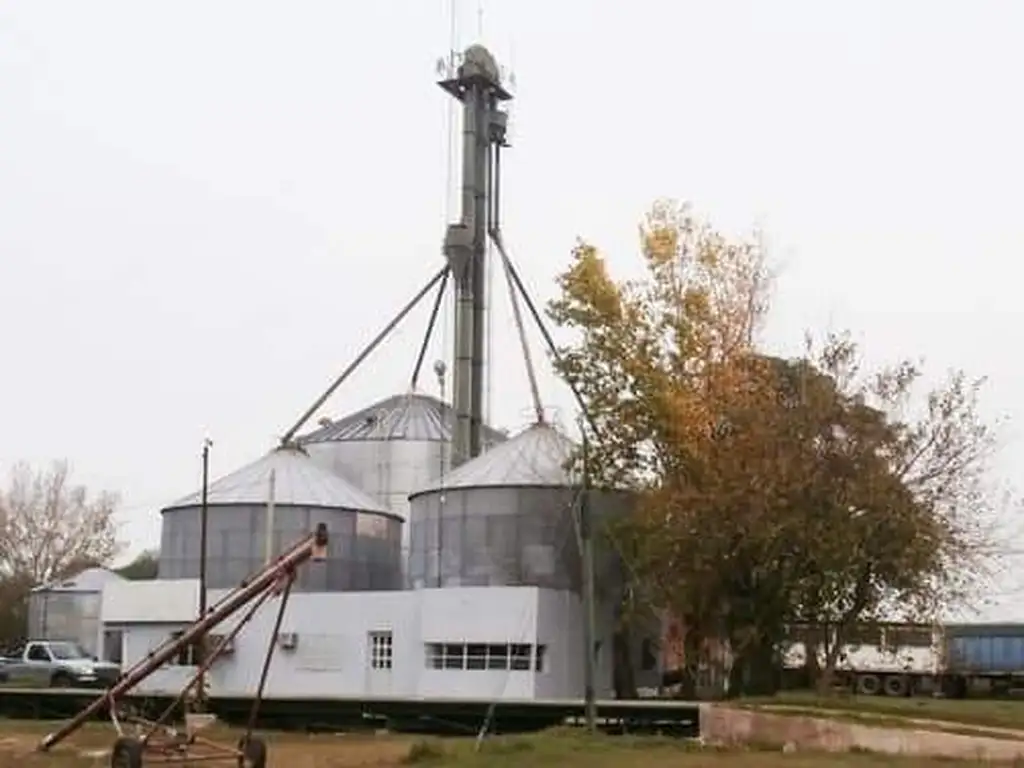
[
  {"x1": 548, "y1": 200, "x2": 1001, "y2": 697},
  {"x1": 548, "y1": 200, "x2": 773, "y2": 695},
  {"x1": 0, "y1": 460, "x2": 121, "y2": 643},
  {"x1": 786, "y1": 336, "x2": 1000, "y2": 690}
]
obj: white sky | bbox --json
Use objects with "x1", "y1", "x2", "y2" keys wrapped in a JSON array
[{"x1": 2, "y1": 1, "x2": 1022, "y2": 616}]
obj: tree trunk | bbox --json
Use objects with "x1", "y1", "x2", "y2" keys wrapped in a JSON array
[
  {"x1": 612, "y1": 626, "x2": 637, "y2": 698},
  {"x1": 675, "y1": 627, "x2": 702, "y2": 699},
  {"x1": 804, "y1": 636, "x2": 821, "y2": 690},
  {"x1": 728, "y1": 636, "x2": 780, "y2": 697},
  {"x1": 817, "y1": 630, "x2": 847, "y2": 694}
]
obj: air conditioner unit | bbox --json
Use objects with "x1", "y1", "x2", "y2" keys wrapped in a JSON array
[{"x1": 277, "y1": 632, "x2": 298, "y2": 650}]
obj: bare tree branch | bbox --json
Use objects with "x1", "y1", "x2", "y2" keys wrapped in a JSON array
[{"x1": 0, "y1": 460, "x2": 121, "y2": 585}]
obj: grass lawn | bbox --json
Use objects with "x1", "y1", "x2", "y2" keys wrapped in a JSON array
[
  {"x1": 0, "y1": 720, "x2": 1014, "y2": 767},
  {"x1": 742, "y1": 691, "x2": 1024, "y2": 732}
]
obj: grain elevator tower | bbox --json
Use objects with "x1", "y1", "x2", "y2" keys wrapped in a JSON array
[{"x1": 438, "y1": 44, "x2": 512, "y2": 468}]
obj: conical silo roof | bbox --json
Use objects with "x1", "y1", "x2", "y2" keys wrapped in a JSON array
[
  {"x1": 299, "y1": 392, "x2": 507, "y2": 445},
  {"x1": 163, "y1": 445, "x2": 389, "y2": 513},
  {"x1": 410, "y1": 422, "x2": 577, "y2": 496},
  {"x1": 32, "y1": 567, "x2": 126, "y2": 593}
]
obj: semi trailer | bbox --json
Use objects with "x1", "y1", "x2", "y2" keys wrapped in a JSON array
[{"x1": 782, "y1": 622, "x2": 1024, "y2": 698}]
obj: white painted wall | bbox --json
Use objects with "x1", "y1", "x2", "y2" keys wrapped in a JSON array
[
  {"x1": 103, "y1": 583, "x2": 624, "y2": 701},
  {"x1": 102, "y1": 579, "x2": 198, "y2": 623},
  {"x1": 416, "y1": 587, "x2": 539, "y2": 699}
]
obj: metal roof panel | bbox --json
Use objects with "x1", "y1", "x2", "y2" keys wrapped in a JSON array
[
  {"x1": 163, "y1": 446, "x2": 388, "y2": 513},
  {"x1": 411, "y1": 422, "x2": 577, "y2": 495},
  {"x1": 300, "y1": 392, "x2": 507, "y2": 444}
]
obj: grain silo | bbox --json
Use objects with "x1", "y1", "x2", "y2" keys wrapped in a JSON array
[
  {"x1": 158, "y1": 444, "x2": 402, "y2": 592},
  {"x1": 28, "y1": 567, "x2": 126, "y2": 658},
  {"x1": 299, "y1": 392, "x2": 506, "y2": 542},
  {"x1": 406, "y1": 421, "x2": 628, "y2": 590}
]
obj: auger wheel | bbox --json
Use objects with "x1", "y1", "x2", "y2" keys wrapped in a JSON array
[
  {"x1": 110, "y1": 737, "x2": 144, "y2": 768},
  {"x1": 237, "y1": 735, "x2": 267, "y2": 768}
]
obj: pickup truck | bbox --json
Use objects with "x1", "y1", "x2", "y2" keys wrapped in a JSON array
[{"x1": 0, "y1": 640, "x2": 121, "y2": 689}]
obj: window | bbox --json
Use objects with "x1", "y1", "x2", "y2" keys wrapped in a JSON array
[
  {"x1": 26, "y1": 644, "x2": 51, "y2": 662},
  {"x1": 466, "y1": 644, "x2": 487, "y2": 670},
  {"x1": 486, "y1": 644, "x2": 508, "y2": 670},
  {"x1": 103, "y1": 630, "x2": 124, "y2": 664},
  {"x1": 48, "y1": 642, "x2": 90, "y2": 661},
  {"x1": 369, "y1": 631, "x2": 393, "y2": 670},
  {"x1": 424, "y1": 642, "x2": 547, "y2": 672},
  {"x1": 167, "y1": 632, "x2": 196, "y2": 666},
  {"x1": 446, "y1": 645, "x2": 466, "y2": 669},
  {"x1": 510, "y1": 644, "x2": 531, "y2": 671}
]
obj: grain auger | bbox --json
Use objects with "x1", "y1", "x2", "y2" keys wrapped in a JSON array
[{"x1": 38, "y1": 523, "x2": 329, "y2": 767}]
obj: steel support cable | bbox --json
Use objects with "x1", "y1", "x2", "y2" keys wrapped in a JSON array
[
  {"x1": 411, "y1": 268, "x2": 451, "y2": 390},
  {"x1": 489, "y1": 228, "x2": 666, "y2": 664},
  {"x1": 487, "y1": 228, "x2": 598, "y2": 440},
  {"x1": 493, "y1": 232, "x2": 544, "y2": 424},
  {"x1": 280, "y1": 264, "x2": 451, "y2": 445}
]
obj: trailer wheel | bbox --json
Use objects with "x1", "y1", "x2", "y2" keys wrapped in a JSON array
[
  {"x1": 855, "y1": 673, "x2": 882, "y2": 696},
  {"x1": 883, "y1": 674, "x2": 910, "y2": 697},
  {"x1": 110, "y1": 737, "x2": 144, "y2": 768},
  {"x1": 237, "y1": 735, "x2": 267, "y2": 768}
]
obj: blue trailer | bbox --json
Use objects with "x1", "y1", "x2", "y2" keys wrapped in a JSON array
[{"x1": 941, "y1": 623, "x2": 1024, "y2": 698}]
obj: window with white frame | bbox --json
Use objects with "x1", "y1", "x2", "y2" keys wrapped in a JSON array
[
  {"x1": 369, "y1": 631, "x2": 393, "y2": 670},
  {"x1": 425, "y1": 642, "x2": 546, "y2": 672}
]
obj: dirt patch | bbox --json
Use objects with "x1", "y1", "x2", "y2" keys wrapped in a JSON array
[
  {"x1": 703, "y1": 705, "x2": 1024, "y2": 760},
  {"x1": 755, "y1": 703, "x2": 1024, "y2": 741},
  {"x1": 0, "y1": 720, "x2": 1009, "y2": 766},
  {"x1": 0, "y1": 728, "x2": 417, "y2": 768}
]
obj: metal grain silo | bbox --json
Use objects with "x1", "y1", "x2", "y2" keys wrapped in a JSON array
[
  {"x1": 407, "y1": 422, "x2": 628, "y2": 590},
  {"x1": 299, "y1": 392, "x2": 507, "y2": 552},
  {"x1": 158, "y1": 445, "x2": 402, "y2": 592},
  {"x1": 28, "y1": 567, "x2": 125, "y2": 658}
]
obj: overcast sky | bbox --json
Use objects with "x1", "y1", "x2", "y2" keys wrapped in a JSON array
[{"x1": 2, "y1": 1, "x2": 1022, "y2": 616}]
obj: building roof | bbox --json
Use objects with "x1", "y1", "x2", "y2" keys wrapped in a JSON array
[
  {"x1": 33, "y1": 566, "x2": 126, "y2": 593},
  {"x1": 163, "y1": 445, "x2": 390, "y2": 514},
  {"x1": 299, "y1": 392, "x2": 507, "y2": 445},
  {"x1": 410, "y1": 422, "x2": 577, "y2": 496}
]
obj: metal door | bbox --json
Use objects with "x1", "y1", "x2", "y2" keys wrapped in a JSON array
[{"x1": 365, "y1": 630, "x2": 394, "y2": 696}]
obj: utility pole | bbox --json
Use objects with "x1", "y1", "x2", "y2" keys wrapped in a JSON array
[
  {"x1": 434, "y1": 360, "x2": 447, "y2": 589},
  {"x1": 581, "y1": 430, "x2": 598, "y2": 732},
  {"x1": 196, "y1": 437, "x2": 212, "y2": 711}
]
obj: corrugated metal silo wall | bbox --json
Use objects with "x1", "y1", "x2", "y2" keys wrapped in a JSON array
[
  {"x1": 158, "y1": 504, "x2": 402, "y2": 591},
  {"x1": 407, "y1": 486, "x2": 630, "y2": 592},
  {"x1": 27, "y1": 591, "x2": 102, "y2": 656},
  {"x1": 304, "y1": 439, "x2": 447, "y2": 527}
]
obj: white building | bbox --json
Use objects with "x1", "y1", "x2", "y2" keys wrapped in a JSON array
[
  {"x1": 103, "y1": 421, "x2": 655, "y2": 702},
  {"x1": 101, "y1": 582, "x2": 620, "y2": 700}
]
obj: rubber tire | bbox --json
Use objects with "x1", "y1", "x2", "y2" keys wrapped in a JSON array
[
  {"x1": 50, "y1": 672, "x2": 73, "y2": 688},
  {"x1": 856, "y1": 673, "x2": 882, "y2": 696},
  {"x1": 110, "y1": 737, "x2": 144, "y2": 768},
  {"x1": 883, "y1": 674, "x2": 910, "y2": 697},
  {"x1": 237, "y1": 735, "x2": 267, "y2": 768}
]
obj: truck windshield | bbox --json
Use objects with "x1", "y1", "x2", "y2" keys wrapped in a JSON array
[{"x1": 47, "y1": 642, "x2": 90, "y2": 660}]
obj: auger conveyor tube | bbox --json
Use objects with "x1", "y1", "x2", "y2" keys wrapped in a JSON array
[{"x1": 37, "y1": 522, "x2": 329, "y2": 753}]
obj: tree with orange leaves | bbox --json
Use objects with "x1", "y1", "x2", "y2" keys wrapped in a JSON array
[{"x1": 548, "y1": 201, "x2": 1001, "y2": 696}]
